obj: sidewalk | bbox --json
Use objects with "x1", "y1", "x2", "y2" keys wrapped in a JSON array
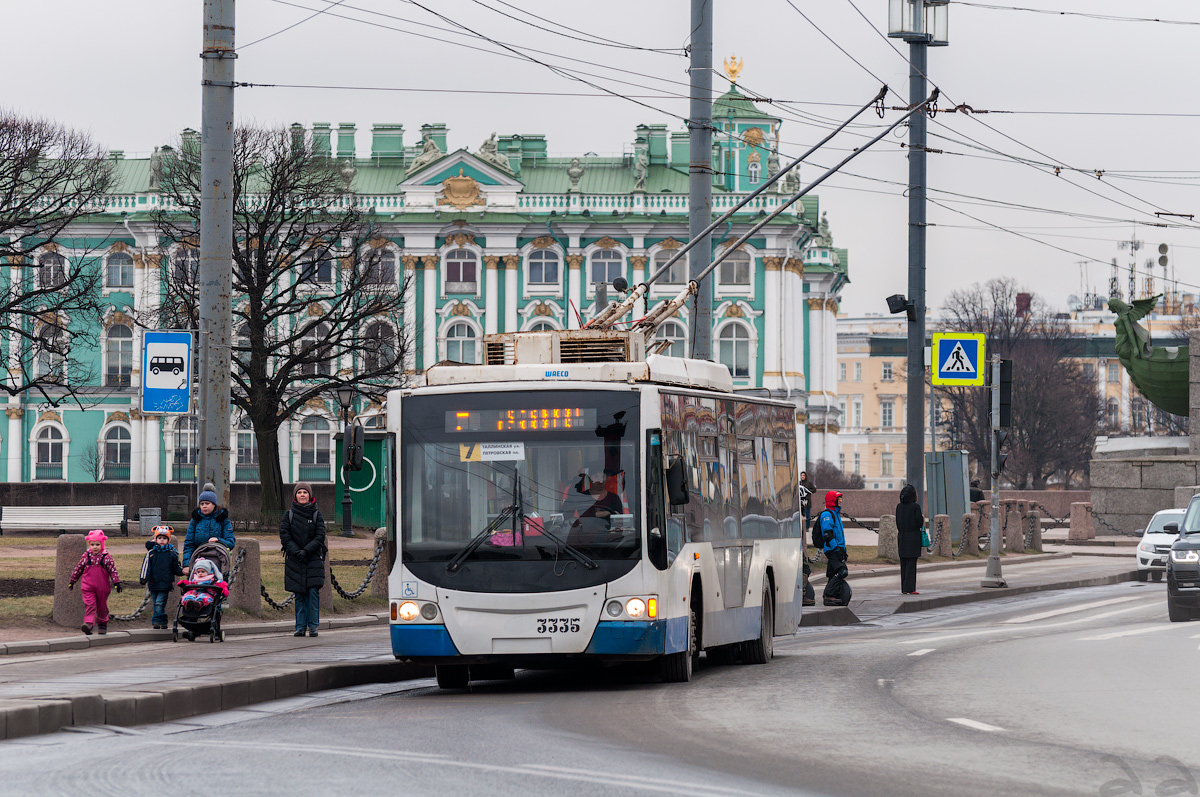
[{"x1": 803, "y1": 553, "x2": 1137, "y2": 625}]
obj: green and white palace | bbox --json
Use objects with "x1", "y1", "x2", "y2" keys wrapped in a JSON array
[{"x1": 8, "y1": 85, "x2": 847, "y2": 485}]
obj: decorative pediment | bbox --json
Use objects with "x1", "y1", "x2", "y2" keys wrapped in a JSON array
[
  {"x1": 450, "y1": 303, "x2": 472, "y2": 317},
  {"x1": 305, "y1": 397, "x2": 328, "y2": 412},
  {"x1": 658, "y1": 237, "x2": 682, "y2": 250},
  {"x1": 401, "y1": 149, "x2": 522, "y2": 189},
  {"x1": 594, "y1": 236, "x2": 619, "y2": 249},
  {"x1": 446, "y1": 232, "x2": 476, "y2": 247},
  {"x1": 39, "y1": 410, "x2": 61, "y2": 423},
  {"x1": 531, "y1": 236, "x2": 556, "y2": 249},
  {"x1": 109, "y1": 241, "x2": 131, "y2": 253},
  {"x1": 107, "y1": 411, "x2": 129, "y2": 423},
  {"x1": 104, "y1": 311, "x2": 132, "y2": 328}
]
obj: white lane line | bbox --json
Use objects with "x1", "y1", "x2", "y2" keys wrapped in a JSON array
[
  {"x1": 1079, "y1": 626, "x2": 1182, "y2": 641},
  {"x1": 947, "y1": 718, "x2": 1004, "y2": 732},
  {"x1": 908, "y1": 648, "x2": 936, "y2": 657},
  {"x1": 1001, "y1": 596, "x2": 1141, "y2": 624},
  {"x1": 899, "y1": 601, "x2": 1158, "y2": 645}
]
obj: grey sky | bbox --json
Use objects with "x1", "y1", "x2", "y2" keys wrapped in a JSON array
[{"x1": 8, "y1": 0, "x2": 1199, "y2": 316}]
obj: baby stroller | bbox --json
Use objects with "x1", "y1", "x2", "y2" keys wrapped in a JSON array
[{"x1": 172, "y1": 542, "x2": 231, "y2": 643}]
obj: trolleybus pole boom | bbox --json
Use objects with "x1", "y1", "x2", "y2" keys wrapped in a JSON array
[{"x1": 588, "y1": 84, "x2": 890, "y2": 330}]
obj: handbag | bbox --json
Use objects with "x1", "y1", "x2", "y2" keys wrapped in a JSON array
[{"x1": 920, "y1": 529, "x2": 931, "y2": 548}]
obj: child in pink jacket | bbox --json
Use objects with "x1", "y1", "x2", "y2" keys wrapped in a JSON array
[{"x1": 67, "y1": 530, "x2": 123, "y2": 635}]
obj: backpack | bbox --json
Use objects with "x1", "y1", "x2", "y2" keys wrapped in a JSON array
[{"x1": 810, "y1": 509, "x2": 831, "y2": 550}]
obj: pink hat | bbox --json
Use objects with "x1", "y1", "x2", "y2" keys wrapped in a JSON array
[{"x1": 85, "y1": 529, "x2": 108, "y2": 553}]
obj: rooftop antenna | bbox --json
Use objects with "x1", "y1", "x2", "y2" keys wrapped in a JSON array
[
  {"x1": 1108, "y1": 257, "x2": 1121, "y2": 300},
  {"x1": 1118, "y1": 231, "x2": 1142, "y2": 299}
]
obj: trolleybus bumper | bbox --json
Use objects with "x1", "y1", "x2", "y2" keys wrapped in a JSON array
[{"x1": 391, "y1": 624, "x2": 460, "y2": 658}]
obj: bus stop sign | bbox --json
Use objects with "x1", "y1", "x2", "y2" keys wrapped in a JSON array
[
  {"x1": 141, "y1": 330, "x2": 192, "y2": 414},
  {"x1": 931, "y1": 332, "x2": 986, "y2": 386}
]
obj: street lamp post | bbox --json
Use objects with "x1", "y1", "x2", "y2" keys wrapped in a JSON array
[
  {"x1": 888, "y1": 0, "x2": 948, "y2": 505},
  {"x1": 336, "y1": 386, "x2": 356, "y2": 538}
]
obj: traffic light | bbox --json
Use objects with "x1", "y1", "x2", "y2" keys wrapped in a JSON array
[
  {"x1": 998, "y1": 359, "x2": 1012, "y2": 428},
  {"x1": 344, "y1": 422, "x2": 364, "y2": 471},
  {"x1": 992, "y1": 428, "x2": 1008, "y2": 478}
]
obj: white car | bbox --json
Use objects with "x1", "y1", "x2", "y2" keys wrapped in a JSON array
[{"x1": 1136, "y1": 508, "x2": 1186, "y2": 581}]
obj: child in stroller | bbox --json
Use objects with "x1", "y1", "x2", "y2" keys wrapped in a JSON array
[{"x1": 173, "y1": 543, "x2": 231, "y2": 642}]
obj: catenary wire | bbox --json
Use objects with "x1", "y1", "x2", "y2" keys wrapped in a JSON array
[
  {"x1": 239, "y1": 0, "x2": 352, "y2": 50},
  {"x1": 464, "y1": 0, "x2": 687, "y2": 54}
]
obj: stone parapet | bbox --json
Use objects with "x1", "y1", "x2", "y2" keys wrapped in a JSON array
[{"x1": 1175, "y1": 486, "x2": 1200, "y2": 509}]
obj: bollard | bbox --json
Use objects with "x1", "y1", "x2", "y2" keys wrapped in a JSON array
[
  {"x1": 1005, "y1": 509, "x2": 1025, "y2": 553},
  {"x1": 933, "y1": 514, "x2": 952, "y2": 557},
  {"x1": 229, "y1": 538, "x2": 262, "y2": 615},
  {"x1": 961, "y1": 513, "x2": 979, "y2": 553},
  {"x1": 1069, "y1": 502, "x2": 1095, "y2": 541},
  {"x1": 320, "y1": 555, "x2": 334, "y2": 611},
  {"x1": 1028, "y1": 511, "x2": 1044, "y2": 552},
  {"x1": 53, "y1": 534, "x2": 87, "y2": 628},
  {"x1": 371, "y1": 528, "x2": 390, "y2": 599},
  {"x1": 877, "y1": 515, "x2": 898, "y2": 560}
]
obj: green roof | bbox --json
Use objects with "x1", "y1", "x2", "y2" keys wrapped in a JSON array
[{"x1": 713, "y1": 86, "x2": 778, "y2": 122}]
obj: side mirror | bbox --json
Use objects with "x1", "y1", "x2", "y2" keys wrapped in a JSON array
[
  {"x1": 666, "y1": 457, "x2": 689, "y2": 506},
  {"x1": 1164, "y1": 522, "x2": 1180, "y2": 534}
]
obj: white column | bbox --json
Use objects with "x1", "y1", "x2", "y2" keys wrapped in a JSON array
[
  {"x1": 822, "y1": 300, "x2": 839, "y2": 458},
  {"x1": 806, "y1": 297, "x2": 824, "y2": 400},
  {"x1": 422, "y1": 256, "x2": 437, "y2": 368},
  {"x1": 632, "y1": 255, "x2": 647, "y2": 323},
  {"x1": 567, "y1": 255, "x2": 582, "y2": 330},
  {"x1": 403, "y1": 256, "x2": 418, "y2": 373},
  {"x1": 290, "y1": 422, "x2": 302, "y2": 483},
  {"x1": 7, "y1": 409, "x2": 21, "y2": 482},
  {"x1": 278, "y1": 420, "x2": 291, "y2": 484},
  {"x1": 504, "y1": 255, "x2": 519, "y2": 332},
  {"x1": 130, "y1": 416, "x2": 145, "y2": 483},
  {"x1": 484, "y1": 256, "x2": 499, "y2": 335},
  {"x1": 762, "y1": 262, "x2": 780, "y2": 391},
  {"x1": 144, "y1": 415, "x2": 161, "y2": 483}
]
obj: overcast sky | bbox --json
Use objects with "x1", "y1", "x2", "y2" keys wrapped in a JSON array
[{"x1": 8, "y1": 1, "x2": 1199, "y2": 316}]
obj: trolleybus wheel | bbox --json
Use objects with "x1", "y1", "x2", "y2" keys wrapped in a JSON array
[
  {"x1": 436, "y1": 664, "x2": 470, "y2": 689},
  {"x1": 742, "y1": 583, "x2": 774, "y2": 665},
  {"x1": 659, "y1": 605, "x2": 696, "y2": 683}
]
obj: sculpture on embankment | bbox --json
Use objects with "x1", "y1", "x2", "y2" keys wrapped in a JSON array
[{"x1": 1109, "y1": 294, "x2": 1189, "y2": 416}]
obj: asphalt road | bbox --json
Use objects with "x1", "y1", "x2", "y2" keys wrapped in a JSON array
[{"x1": 3, "y1": 580, "x2": 1198, "y2": 797}]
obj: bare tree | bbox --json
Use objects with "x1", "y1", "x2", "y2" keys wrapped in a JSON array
[
  {"x1": 938, "y1": 278, "x2": 1100, "y2": 489},
  {"x1": 149, "y1": 126, "x2": 411, "y2": 512},
  {"x1": 807, "y1": 459, "x2": 864, "y2": 490},
  {"x1": 0, "y1": 110, "x2": 115, "y2": 400},
  {"x1": 77, "y1": 442, "x2": 102, "y2": 482}
]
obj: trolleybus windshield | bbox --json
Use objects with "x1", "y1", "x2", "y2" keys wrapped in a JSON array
[{"x1": 401, "y1": 390, "x2": 641, "y2": 593}]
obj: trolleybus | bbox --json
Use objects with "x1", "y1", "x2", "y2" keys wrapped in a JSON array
[{"x1": 384, "y1": 329, "x2": 805, "y2": 688}]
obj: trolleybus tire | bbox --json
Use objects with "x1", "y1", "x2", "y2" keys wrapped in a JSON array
[
  {"x1": 436, "y1": 664, "x2": 471, "y2": 689},
  {"x1": 742, "y1": 584, "x2": 774, "y2": 665},
  {"x1": 659, "y1": 605, "x2": 697, "y2": 683}
]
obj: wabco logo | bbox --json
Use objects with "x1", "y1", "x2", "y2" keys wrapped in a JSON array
[{"x1": 545, "y1": 370, "x2": 569, "y2": 378}]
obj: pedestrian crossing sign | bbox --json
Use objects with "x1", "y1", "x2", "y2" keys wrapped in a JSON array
[{"x1": 932, "y1": 333, "x2": 986, "y2": 386}]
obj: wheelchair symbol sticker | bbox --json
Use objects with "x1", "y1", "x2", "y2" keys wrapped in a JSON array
[{"x1": 401, "y1": 581, "x2": 417, "y2": 598}]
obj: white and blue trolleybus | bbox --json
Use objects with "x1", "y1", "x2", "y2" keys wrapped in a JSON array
[{"x1": 384, "y1": 329, "x2": 805, "y2": 688}]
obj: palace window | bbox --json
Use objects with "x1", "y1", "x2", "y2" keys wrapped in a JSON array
[
  {"x1": 103, "y1": 427, "x2": 131, "y2": 481},
  {"x1": 839, "y1": 362, "x2": 846, "y2": 382},
  {"x1": 173, "y1": 416, "x2": 199, "y2": 482},
  {"x1": 654, "y1": 250, "x2": 686, "y2": 284},
  {"x1": 881, "y1": 361, "x2": 893, "y2": 381},
  {"x1": 881, "y1": 452, "x2": 894, "y2": 477},
  {"x1": 363, "y1": 321, "x2": 397, "y2": 373},
  {"x1": 105, "y1": 324, "x2": 133, "y2": 387},
  {"x1": 299, "y1": 417, "x2": 332, "y2": 482},
  {"x1": 590, "y1": 249, "x2": 623, "y2": 285},
  {"x1": 527, "y1": 249, "x2": 560, "y2": 286},
  {"x1": 38, "y1": 252, "x2": 67, "y2": 289},
  {"x1": 173, "y1": 248, "x2": 199, "y2": 284},
  {"x1": 106, "y1": 252, "x2": 134, "y2": 289},
  {"x1": 35, "y1": 426, "x2": 64, "y2": 480},
  {"x1": 747, "y1": 161, "x2": 760, "y2": 184},
  {"x1": 445, "y1": 249, "x2": 477, "y2": 294},
  {"x1": 718, "y1": 323, "x2": 750, "y2": 378},
  {"x1": 301, "y1": 255, "x2": 334, "y2": 285},
  {"x1": 366, "y1": 251, "x2": 396, "y2": 286},
  {"x1": 881, "y1": 400, "x2": 895, "y2": 429},
  {"x1": 854, "y1": 362, "x2": 862, "y2": 382},
  {"x1": 34, "y1": 326, "x2": 67, "y2": 382},
  {"x1": 527, "y1": 319, "x2": 557, "y2": 332},
  {"x1": 1107, "y1": 363, "x2": 1120, "y2": 383},
  {"x1": 1105, "y1": 397, "x2": 1120, "y2": 429},
  {"x1": 444, "y1": 321, "x2": 477, "y2": 364},
  {"x1": 655, "y1": 321, "x2": 687, "y2": 357},
  {"x1": 299, "y1": 322, "x2": 333, "y2": 376},
  {"x1": 719, "y1": 250, "x2": 751, "y2": 286},
  {"x1": 235, "y1": 417, "x2": 259, "y2": 482}
]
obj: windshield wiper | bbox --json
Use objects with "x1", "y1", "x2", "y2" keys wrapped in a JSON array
[
  {"x1": 445, "y1": 504, "x2": 516, "y2": 573},
  {"x1": 536, "y1": 525, "x2": 600, "y2": 571}
]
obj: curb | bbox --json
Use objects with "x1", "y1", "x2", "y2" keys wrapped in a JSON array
[
  {"x1": 810, "y1": 551, "x2": 1072, "y2": 585},
  {"x1": 0, "y1": 613, "x2": 389, "y2": 657},
  {"x1": 0, "y1": 658, "x2": 432, "y2": 741}
]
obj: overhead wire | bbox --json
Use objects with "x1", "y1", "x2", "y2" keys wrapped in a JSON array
[
  {"x1": 464, "y1": 0, "x2": 687, "y2": 54},
  {"x1": 239, "y1": 0, "x2": 352, "y2": 50},
  {"x1": 949, "y1": 3, "x2": 1200, "y2": 27}
]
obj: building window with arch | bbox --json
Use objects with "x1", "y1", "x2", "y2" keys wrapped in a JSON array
[
  {"x1": 654, "y1": 250, "x2": 686, "y2": 284},
  {"x1": 38, "y1": 252, "x2": 67, "y2": 289},
  {"x1": 655, "y1": 320, "x2": 687, "y2": 357},
  {"x1": 366, "y1": 250, "x2": 396, "y2": 286},
  {"x1": 718, "y1": 323, "x2": 751, "y2": 379},
  {"x1": 443, "y1": 321, "x2": 478, "y2": 364},
  {"x1": 173, "y1": 247, "x2": 199, "y2": 284},
  {"x1": 301, "y1": 254, "x2": 334, "y2": 286},
  {"x1": 1132, "y1": 397, "x2": 1147, "y2": 431},
  {"x1": 363, "y1": 321, "x2": 397, "y2": 373},
  {"x1": 719, "y1": 249, "x2": 751, "y2": 286},
  {"x1": 527, "y1": 249, "x2": 560, "y2": 287},
  {"x1": 299, "y1": 322, "x2": 333, "y2": 376},
  {"x1": 1105, "y1": 397, "x2": 1120, "y2": 430},
  {"x1": 235, "y1": 417, "x2": 259, "y2": 482},
  {"x1": 445, "y1": 249, "x2": 477, "y2": 294},
  {"x1": 173, "y1": 416, "x2": 199, "y2": 482},
  {"x1": 747, "y1": 161, "x2": 760, "y2": 184},
  {"x1": 299, "y1": 417, "x2": 333, "y2": 482},
  {"x1": 106, "y1": 252, "x2": 134, "y2": 289},
  {"x1": 34, "y1": 325, "x2": 68, "y2": 382},
  {"x1": 35, "y1": 426, "x2": 65, "y2": 480},
  {"x1": 590, "y1": 249, "x2": 623, "y2": 285},
  {"x1": 105, "y1": 324, "x2": 134, "y2": 387},
  {"x1": 103, "y1": 426, "x2": 131, "y2": 481},
  {"x1": 527, "y1": 319, "x2": 557, "y2": 332}
]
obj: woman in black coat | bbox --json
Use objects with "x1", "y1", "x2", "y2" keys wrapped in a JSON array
[
  {"x1": 280, "y1": 482, "x2": 327, "y2": 637},
  {"x1": 895, "y1": 483, "x2": 924, "y2": 595}
]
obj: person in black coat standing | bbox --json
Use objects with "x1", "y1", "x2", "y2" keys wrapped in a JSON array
[
  {"x1": 895, "y1": 483, "x2": 924, "y2": 595},
  {"x1": 280, "y1": 482, "x2": 327, "y2": 637}
]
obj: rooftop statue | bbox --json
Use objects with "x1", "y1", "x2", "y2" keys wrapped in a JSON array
[
  {"x1": 408, "y1": 133, "x2": 443, "y2": 174},
  {"x1": 1109, "y1": 294, "x2": 1189, "y2": 416},
  {"x1": 476, "y1": 132, "x2": 511, "y2": 172}
]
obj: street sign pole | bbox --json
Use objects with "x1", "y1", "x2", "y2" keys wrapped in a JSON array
[{"x1": 982, "y1": 353, "x2": 1007, "y2": 588}]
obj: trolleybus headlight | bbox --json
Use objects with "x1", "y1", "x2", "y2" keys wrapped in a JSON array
[
  {"x1": 420, "y1": 603, "x2": 439, "y2": 620},
  {"x1": 625, "y1": 598, "x2": 646, "y2": 618},
  {"x1": 398, "y1": 601, "x2": 420, "y2": 621},
  {"x1": 606, "y1": 600, "x2": 623, "y2": 618}
]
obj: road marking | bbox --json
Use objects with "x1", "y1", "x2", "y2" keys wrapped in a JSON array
[
  {"x1": 1001, "y1": 596, "x2": 1141, "y2": 624},
  {"x1": 947, "y1": 718, "x2": 1004, "y2": 732},
  {"x1": 908, "y1": 648, "x2": 936, "y2": 656},
  {"x1": 899, "y1": 601, "x2": 1158, "y2": 645},
  {"x1": 1079, "y1": 626, "x2": 1180, "y2": 641}
]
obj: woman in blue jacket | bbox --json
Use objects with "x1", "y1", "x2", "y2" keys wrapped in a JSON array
[{"x1": 182, "y1": 489, "x2": 235, "y2": 573}]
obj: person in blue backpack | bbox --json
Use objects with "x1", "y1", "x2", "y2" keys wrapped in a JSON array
[
  {"x1": 819, "y1": 490, "x2": 851, "y2": 606},
  {"x1": 182, "y1": 488, "x2": 235, "y2": 574}
]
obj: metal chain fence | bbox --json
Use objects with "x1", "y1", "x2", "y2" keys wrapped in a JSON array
[
  {"x1": 260, "y1": 583, "x2": 295, "y2": 610},
  {"x1": 1083, "y1": 503, "x2": 1130, "y2": 536},
  {"x1": 111, "y1": 590, "x2": 152, "y2": 622},
  {"x1": 329, "y1": 537, "x2": 385, "y2": 600}
]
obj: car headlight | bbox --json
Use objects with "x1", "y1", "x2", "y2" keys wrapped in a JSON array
[
  {"x1": 1170, "y1": 550, "x2": 1199, "y2": 563},
  {"x1": 1139, "y1": 541, "x2": 1152, "y2": 552},
  {"x1": 625, "y1": 598, "x2": 647, "y2": 618},
  {"x1": 398, "y1": 601, "x2": 420, "y2": 621}
]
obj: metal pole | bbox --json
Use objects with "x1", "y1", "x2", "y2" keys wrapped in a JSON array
[
  {"x1": 905, "y1": 39, "x2": 928, "y2": 505},
  {"x1": 688, "y1": 0, "x2": 713, "y2": 360},
  {"x1": 982, "y1": 354, "x2": 1006, "y2": 588},
  {"x1": 198, "y1": 0, "x2": 235, "y2": 507}
]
